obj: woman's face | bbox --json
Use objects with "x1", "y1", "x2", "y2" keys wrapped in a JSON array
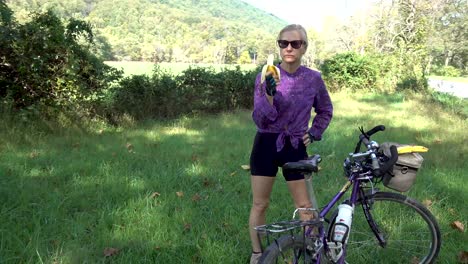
[{"x1": 278, "y1": 30, "x2": 307, "y2": 64}]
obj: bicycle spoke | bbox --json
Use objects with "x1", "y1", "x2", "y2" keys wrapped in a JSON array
[{"x1": 333, "y1": 193, "x2": 440, "y2": 264}]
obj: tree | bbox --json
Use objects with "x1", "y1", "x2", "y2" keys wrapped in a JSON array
[
  {"x1": 0, "y1": 4, "x2": 121, "y2": 110},
  {"x1": 429, "y1": 0, "x2": 467, "y2": 71}
]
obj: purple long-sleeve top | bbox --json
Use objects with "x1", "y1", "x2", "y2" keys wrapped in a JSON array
[{"x1": 252, "y1": 65, "x2": 333, "y2": 152}]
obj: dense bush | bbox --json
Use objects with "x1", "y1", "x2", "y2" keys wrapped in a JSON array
[
  {"x1": 431, "y1": 65, "x2": 462, "y2": 77},
  {"x1": 0, "y1": 4, "x2": 121, "y2": 116},
  {"x1": 320, "y1": 52, "x2": 379, "y2": 92},
  {"x1": 108, "y1": 65, "x2": 257, "y2": 121},
  {"x1": 320, "y1": 51, "x2": 431, "y2": 93}
]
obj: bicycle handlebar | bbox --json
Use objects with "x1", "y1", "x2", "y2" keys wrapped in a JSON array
[
  {"x1": 365, "y1": 125, "x2": 386, "y2": 138},
  {"x1": 376, "y1": 145, "x2": 398, "y2": 176},
  {"x1": 359, "y1": 125, "x2": 385, "y2": 146},
  {"x1": 354, "y1": 125, "x2": 398, "y2": 177}
]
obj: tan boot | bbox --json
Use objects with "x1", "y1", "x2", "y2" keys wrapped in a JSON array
[{"x1": 249, "y1": 252, "x2": 262, "y2": 264}]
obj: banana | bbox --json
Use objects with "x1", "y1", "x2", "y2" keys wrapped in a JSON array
[
  {"x1": 397, "y1": 145, "x2": 429, "y2": 154},
  {"x1": 261, "y1": 54, "x2": 280, "y2": 84}
]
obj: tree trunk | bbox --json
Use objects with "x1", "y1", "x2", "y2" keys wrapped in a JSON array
[{"x1": 444, "y1": 50, "x2": 453, "y2": 66}]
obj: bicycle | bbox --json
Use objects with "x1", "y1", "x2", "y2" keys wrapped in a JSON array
[{"x1": 255, "y1": 125, "x2": 441, "y2": 264}]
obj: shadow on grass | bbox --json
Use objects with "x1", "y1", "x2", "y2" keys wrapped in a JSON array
[
  {"x1": 1, "y1": 100, "x2": 466, "y2": 263},
  {"x1": 0, "y1": 111, "x2": 257, "y2": 263}
]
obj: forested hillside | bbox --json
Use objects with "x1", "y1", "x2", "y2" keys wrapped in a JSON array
[{"x1": 6, "y1": 0, "x2": 287, "y2": 63}]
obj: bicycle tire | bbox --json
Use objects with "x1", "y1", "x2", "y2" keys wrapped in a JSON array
[
  {"x1": 328, "y1": 192, "x2": 441, "y2": 264},
  {"x1": 258, "y1": 235, "x2": 332, "y2": 264},
  {"x1": 258, "y1": 235, "x2": 308, "y2": 264}
]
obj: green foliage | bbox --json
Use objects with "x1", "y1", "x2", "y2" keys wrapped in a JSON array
[
  {"x1": 109, "y1": 67, "x2": 179, "y2": 120},
  {"x1": 430, "y1": 90, "x2": 468, "y2": 118},
  {"x1": 320, "y1": 52, "x2": 378, "y2": 92},
  {"x1": 6, "y1": 0, "x2": 286, "y2": 64},
  {"x1": 108, "y1": 65, "x2": 257, "y2": 121},
  {"x1": 396, "y1": 76, "x2": 428, "y2": 92},
  {"x1": 0, "y1": 0, "x2": 12, "y2": 25},
  {"x1": 0, "y1": 5, "x2": 122, "y2": 116},
  {"x1": 320, "y1": 50, "x2": 432, "y2": 93},
  {"x1": 431, "y1": 65, "x2": 462, "y2": 77}
]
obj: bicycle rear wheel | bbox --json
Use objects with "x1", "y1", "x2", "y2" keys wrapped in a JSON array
[
  {"x1": 329, "y1": 192, "x2": 441, "y2": 264},
  {"x1": 258, "y1": 235, "x2": 313, "y2": 264}
]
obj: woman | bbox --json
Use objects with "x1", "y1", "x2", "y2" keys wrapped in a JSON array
[{"x1": 248, "y1": 24, "x2": 333, "y2": 264}]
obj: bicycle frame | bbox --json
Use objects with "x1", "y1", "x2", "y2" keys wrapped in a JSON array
[
  {"x1": 255, "y1": 126, "x2": 441, "y2": 263},
  {"x1": 302, "y1": 169, "x2": 373, "y2": 264}
]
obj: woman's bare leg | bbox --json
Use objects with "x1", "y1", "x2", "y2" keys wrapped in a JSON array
[
  {"x1": 286, "y1": 179, "x2": 314, "y2": 221},
  {"x1": 249, "y1": 175, "x2": 276, "y2": 252}
]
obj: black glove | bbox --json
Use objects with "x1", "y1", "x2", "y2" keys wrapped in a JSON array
[
  {"x1": 265, "y1": 75, "x2": 276, "y2": 96},
  {"x1": 308, "y1": 131, "x2": 320, "y2": 143}
]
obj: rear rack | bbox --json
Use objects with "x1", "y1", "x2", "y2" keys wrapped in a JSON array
[{"x1": 255, "y1": 218, "x2": 322, "y2": 234}]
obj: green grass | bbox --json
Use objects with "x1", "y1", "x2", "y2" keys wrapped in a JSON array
[
  {"x1": 429, "y1": 75, "x2": 468, "y2": 83},
  {"x1": 104, "y1": 61, "x2": 257, "y2": 76},
  {"x1": 1, "y1": 92, "x2": 467, "y2": 263}
]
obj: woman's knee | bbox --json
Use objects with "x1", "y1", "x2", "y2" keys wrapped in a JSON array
[
  {"x1": 252, "y1": 200, "x2": 270, "y2": 213},
  {"x1": 295, "y1": 201, "x2": 313, "y2": 209}
]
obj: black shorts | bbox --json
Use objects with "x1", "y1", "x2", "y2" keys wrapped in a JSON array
[{"x1": 250, "y1": 132, "x2": 308, "y2": 181}]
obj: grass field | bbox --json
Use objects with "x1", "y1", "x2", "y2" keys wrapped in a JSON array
[
  {"x1": 104, "y1": 61, "x2": 258, "y2": 76},
  {"x1": 0, "y1": 91, "x2": 467, "y2": 263}
]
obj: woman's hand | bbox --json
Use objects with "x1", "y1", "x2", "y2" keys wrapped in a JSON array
[
  {"x1": 302, "y1": 132, "x2": 313, "y2": 146},
  {"x1": 265, "y1": 72, "x2": 280, "y2": 105}
]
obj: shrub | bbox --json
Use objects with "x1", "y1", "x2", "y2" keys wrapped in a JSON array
[
  {"x1": 431, "y1": 65, "x2": 462, "y2": 77},
  {"x1": 430, "y1": 91, "x2": 468, "y2": 118},
  {"x1": 108, "y1": 65, "x2": 256, "y2": 121},
  {"x1": 320, "y1": 52, "x2": 378, "y2": 92},
  {"x1": 0, "y1": 5, "x2": 121, "y2": 116}
]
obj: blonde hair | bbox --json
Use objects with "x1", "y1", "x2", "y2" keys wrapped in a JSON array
[{"x1": 277, "y1": 24, "x2": 308, "y2": 49}]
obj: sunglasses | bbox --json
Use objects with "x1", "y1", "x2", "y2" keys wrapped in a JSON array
[{"x1": 277, "y1": 40, "x2": 306, "y2": 49}]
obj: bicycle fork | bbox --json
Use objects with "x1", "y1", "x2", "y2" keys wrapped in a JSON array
[{"x1": 360, "y1": 191, "x2": 387, "y2": 248}]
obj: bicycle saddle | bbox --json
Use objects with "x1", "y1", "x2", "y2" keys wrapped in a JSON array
[{"x1": 283, "y1": 154, "x2": 322, "y2": 174}]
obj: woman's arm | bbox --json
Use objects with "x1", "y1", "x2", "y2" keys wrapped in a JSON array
[
  {"x1": 308, "y1": 76, "x2": 333, "y2": 140},
  {"x1": 252, "y1": 74, "x2": 278, "y2": 128}
]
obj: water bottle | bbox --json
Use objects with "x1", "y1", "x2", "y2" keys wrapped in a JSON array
[{"x1": 332, "y1": 203, "x2": 354, "y2": 243}]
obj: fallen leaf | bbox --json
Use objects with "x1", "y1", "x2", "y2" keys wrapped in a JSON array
[
  {"x1": 411, "y1": 256, "x2": 420, "y2": 264},
  {"x1": 230, "y1": 171, "x2": 237, "y2": 176},
  {"x1": 184, "y1": 223, "x2": 191, "y2": 231},
  {"x1": 29, "y1": 151, "x2": 39, "y2": 159},
  {"x1": 150, "y1": 192, "x2": 160, "y2": 199},
  {"x1": 154, "y1": 246, "x2": 161, "y2": 250},
  {"x1": 422, "y1": 199, "x2": 432, "y2": 207},
  {"x1": 448, "y1": 208, "x2": 456, "y2": 216},
  {"x1": 176, "y1": 191, "x2": 184, "y2": 197},
  {"x1": 451, "y1": 221, "x2": 464, "y2": 232},
  {"x1": 126, "y1": 143, "x2": 134, "y2": 152},
  {"x1": 458, "y1": 251, "x2": 468, "y2": 264},
  {"x1": 241, "y1": 165, "x2": 250, "y2": 170},
  {"x1": 103, "y1": 247, "x2": 119, "y2": 257},
  {"x1": 192, "y1": 193, "x2": 201, "y2": 202},
  {"x1": 433, "y1": 139, "x2": 442, "y2": 144}
]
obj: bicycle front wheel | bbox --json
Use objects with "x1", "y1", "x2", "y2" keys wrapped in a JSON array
[{"x1": 330, "y1": 192, "x2": 441, "y2": 264}]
